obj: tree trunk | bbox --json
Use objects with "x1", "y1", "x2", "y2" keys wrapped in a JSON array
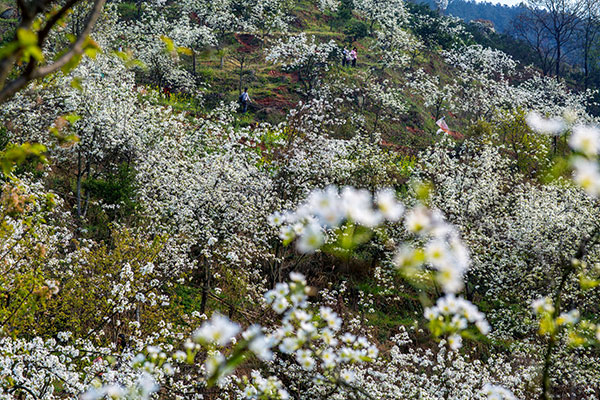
[
  {"x1": 76, "y1": 149, "x2": 83, "y2": 218},
  {"x1": 238, "y1": 58, "x2": 245, "y2": 94},
  {"x1": 192, "y1": 49, "x2": 196, "y2": 76},
  {"x1": 555, "y1": 35, "x2": 561, "y2": 81},
  {"x1": 200, "y1": 258, "x2": 210, "y2": 314},
  {"x1": 82, "y1": 161, "x2": 91, "y2": 218}
]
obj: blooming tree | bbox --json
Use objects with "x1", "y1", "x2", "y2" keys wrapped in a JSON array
[{"x1": 266, "y1": 33, "x2": 339, "y2": 94}]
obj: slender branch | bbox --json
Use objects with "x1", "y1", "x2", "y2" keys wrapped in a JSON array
[
  {"x1": 38, "y1": 0, "x2": 81, "y2": 45},
  {"x1": 540, "y1": 226, "x2": 600, "y2": 400},
  {"x1": 0, "y1": 0, "x2": 107, "y2": 103},
  {"x1": 35, "y1": 0, "x2": 106, "y2": 78},
  {"x1": 8, "y1": 384, "x2": 39, "y2": 400},
  {"x1": 0, "y1": 0, "x2": 49, "y2": 86},
  {"x1": 338, "y1": 378, "x2": 378, "y2": 400},
  {"x1": 0, "y1": 287, "x2": 34, "y2": 329}
]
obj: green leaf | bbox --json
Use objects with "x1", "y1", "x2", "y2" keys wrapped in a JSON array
[
  {"x1": 70, "y1": 77, "x2": 83, "y2": 90},
  {"x1": 16, "y1": 28, "x2": 44, "y2": 63},
  {"x1": 177, "y1": 46, "x2": 193, "y2": 56},
  {"x1": 83, "y1": 37, "x2": 101, "y2": 59},
  {"x1": 0, "y1": 142, "x2": 48, "y2": 176},
  {"x1": 24, "y1": 45, "x2": 44, "y2": 62},
  {"x1": 115, "y1": 50, "x2": 128, "y2": 61},
  {"x1": 17, "y1": 28, "x2": 37, "y2": 47},
  {"x1": 339, "y1": 222, "x2": 355, "y2": 249},
  {"x1": 126, "y1": 59, "x2": 146, "y2": 70},
  {"x1": 542, "y1": 156, "x2": 570, "y2": 184},
  {"x1": 579, "y1": 274, "x2": 600, "y2": 290},
  {"x1": 0, "y1": 41, "x2": 19, "y2": 60},
  {"x1": 160, "y1": 35, "x2": 175, "y2": 52},
  {"x1": 64, "y1": 113, "x2": 81, "y2": 124},
  {"x1": 61, "y1": 53, "x2": 82, "y2": 75},
  {"x1": 352, "y1": 225, "x2": 373, "y2": 245}
]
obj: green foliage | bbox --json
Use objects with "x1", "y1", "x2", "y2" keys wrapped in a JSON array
[
  {"x1": 30, "y1": 228, "x2": 169, "y2": 340},
  {"x1": 81, "y1": 163, "x2": 139, "y2": 238},
  {"x1": 332, "y1": 0, "x2": 353, "y2": 29},
  {"x1": 344, "y1": 19, "x2": 368, "y2": 42},
  {"x1": 173, "y1": 284, "x2": 205, "y2": 315},
  {"x1": 0, "y1": 142, "x2": 47, "y2": 178},
  {"x1": 14, "y1": 28, "x2": 44, "y2": 63},
  {"x1": 83, "y1": 163, "x2": 137, "y2": 209},
  {"x1": 465, "y1": 118, "x2": 493, "y2": 139},
  {"x1": 355, "y1": 280, "x2": 421, "y2": 342},
  {"x1": 495, "y1": 110, "x2": 552, "y2": 177},
  {"x1": 117, "y1": 1, "x2": 141, "y2": 21},
  {"x1": 196, "y1": 67, "x2": 216, "y2": 82},
  {"x1": 469, "y1": 110, "x2": 552, "y2": 177},
  {"x1": 59, "y1": 36, "x2": 101, "y2": 75}
]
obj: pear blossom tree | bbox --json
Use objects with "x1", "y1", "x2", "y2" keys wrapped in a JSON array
[
  {"x1": 316, "y1": 0, "x2": 340, "y2": 13},
  {"x1": 353, "y1": 0, "x2": 408, "y2": 34},
  {"x1": 1, "y1": 53, "x2": 169, "y2": 218},
  {"x1": 406, "y1": 69, "x2": 456, "y2": 120},
  {"x1": 266, "y1": 33, "x2": 339, "y2": 95}
]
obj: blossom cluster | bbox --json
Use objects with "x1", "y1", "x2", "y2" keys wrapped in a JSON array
[
  {"x1": 396, "y1": 205, "x2": 471, "y2": 294},
  {"x1": 483, "y1": 383, "x2": 517, "y2": 400},
  {"x1": 530, "y1": 296, "x2": 600, "y2": 345},
  {"x1": 526, "y1": 112, "x2": 600, "y2": 196},
  {"x1": 271, "y1": 186, "x2": 403, "y2": 253},
  {"x1": 242, "y1": 371, "x2": 289, "y2": 399},
  {"x1": 264, "y1": 273, "x2": 378, "y2": 378},
  {"x1": 425, "y1": 294, "x2": 490, "y2": 350},
  {"x1": 273, "y1": 185, "x2": 487, "y2": 349},
  {"x1": 570, "y1": 126, "x2": 600, "y2": 196}
]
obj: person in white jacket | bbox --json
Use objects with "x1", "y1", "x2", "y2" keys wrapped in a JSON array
[{"x1": 240, "y1": 87, "x2": 251, "y2": 113}]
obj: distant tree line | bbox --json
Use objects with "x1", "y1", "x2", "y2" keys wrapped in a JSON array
[
  {"x1": 416, "y1": 0, "x2": 526, "y2": 32},
  {"x1": 513, "y1": 0, "x2": 600, "y2": 90}
]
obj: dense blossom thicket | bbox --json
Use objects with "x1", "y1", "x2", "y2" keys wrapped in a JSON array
[{"x1": 1, "y1": 0, "x2": 600, "y2": 399}]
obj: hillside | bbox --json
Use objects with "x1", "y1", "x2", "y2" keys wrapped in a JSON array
[{"x1": 1, "y1": 1, "x2": 600, "y2": 399}]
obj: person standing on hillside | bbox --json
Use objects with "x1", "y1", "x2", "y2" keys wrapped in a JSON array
[
  {"x1": 239, "y1": 87, "x2": 251, "y2": 113},
  {"x1": 346, "y1": 48, "x2": 353, "y2": 67},
  {"x1": 342, "y1": 47, "x2": 349, "y2": 67},
  {"x1": 350, "y1": 47, "x2": 357, "y2": 67}
]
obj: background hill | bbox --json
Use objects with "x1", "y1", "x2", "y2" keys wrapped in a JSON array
[{"x1": 416, "y1": 0, "x2": 526, "y2": 33}]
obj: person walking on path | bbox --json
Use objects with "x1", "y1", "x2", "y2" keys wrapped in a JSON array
[
  {"x1": 239, "y1": 87, "x2": 251, "y2": 113},
  {"x1": 350, "y1": 47, "x2": 357, "y2": 67}
]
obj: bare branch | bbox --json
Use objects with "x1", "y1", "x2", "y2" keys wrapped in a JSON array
[
  {"x1": 35, "y1": 0, "x2": 106, "y2": 77},
  {"x1": 38, "y1": 0, "x2": 81, "y2": 45}
]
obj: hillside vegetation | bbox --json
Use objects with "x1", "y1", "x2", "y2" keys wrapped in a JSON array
[{"x1": 1, "y1": 0, "x2": 600, "y2": 399}]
